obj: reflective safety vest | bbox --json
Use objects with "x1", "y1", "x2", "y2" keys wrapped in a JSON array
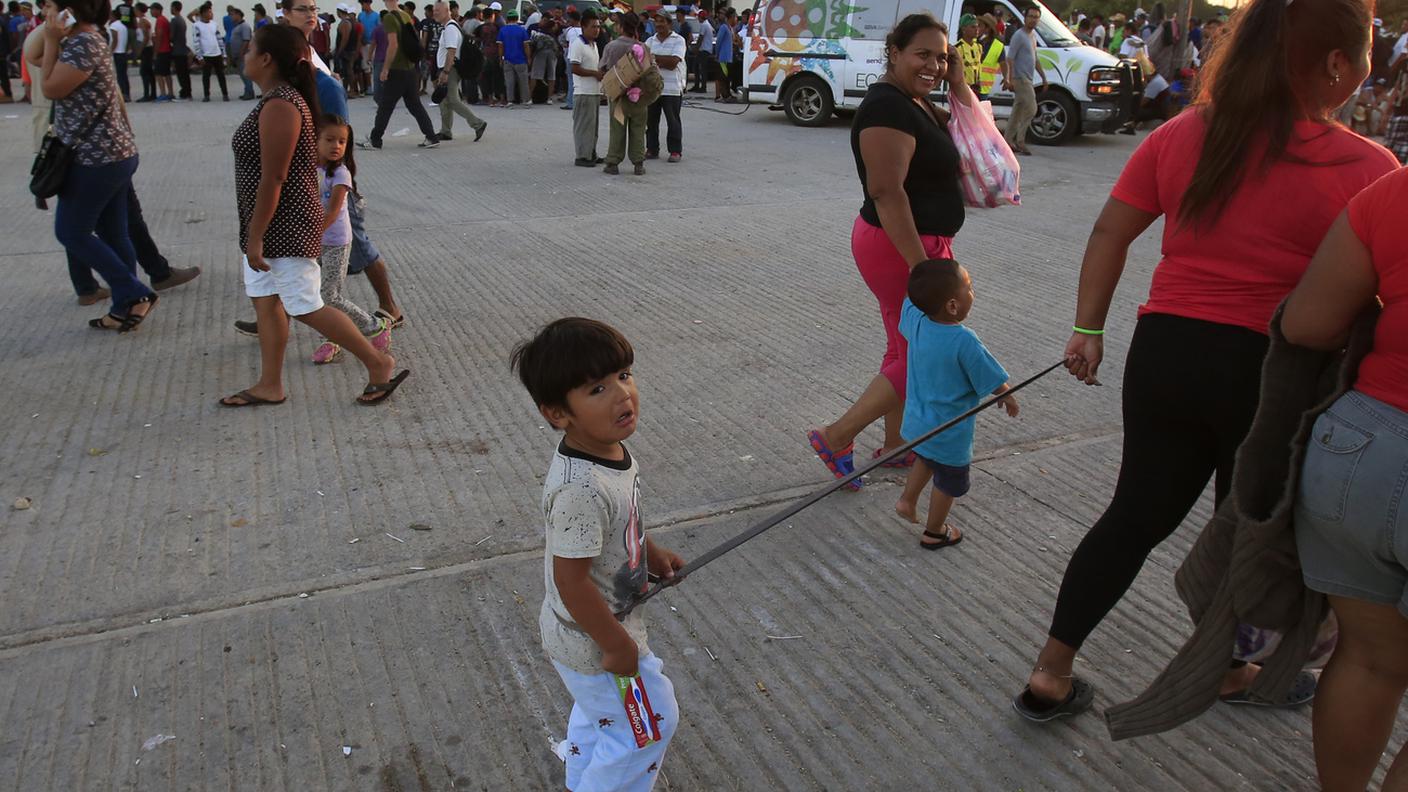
[
  {"x1": 957, "y1": 39, "x2": 983, "y2": 87},
  {"x1": 977, "y1": 38, "x2": 1005, "y2": 94}
]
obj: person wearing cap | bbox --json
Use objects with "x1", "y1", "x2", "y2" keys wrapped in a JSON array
[
  {"x1": 955, "y1": 14, "x2": 982, "y2": 96},
  {"x1": 645, "y1": 10, "x2": 683, "y2": 161},
  {"x1": 496, "y1": 6, "x2": 529, "y2": 103},
  {"x1": 361, "y1": 0, "x2": 441, "y2": 147},
  {"x1": 689, "y1": 6, "x2": 711, "y2": 93},
  {"x1": 1107, "y1": 12, "x2": 1125, "y2": 53}
]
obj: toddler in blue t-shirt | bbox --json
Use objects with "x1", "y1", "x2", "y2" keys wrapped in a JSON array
[{"x1": 894, "y1": 258, "x2": 1019, "y2": 550}]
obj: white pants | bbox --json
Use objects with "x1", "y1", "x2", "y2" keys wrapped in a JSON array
[{"x1": 552, "y1": 653, "x2": 679, "y2": 792}]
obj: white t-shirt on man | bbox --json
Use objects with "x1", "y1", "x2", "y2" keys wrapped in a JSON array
[
  {"x1": 568, "y1": 35, "x2": 600, "y2": 95},
  {"x1": 437, "y1": 21, "x2": 462, "y2": 69},
  {"x1": 646, "y1": 31, "x2": 686, "y2": 96}
]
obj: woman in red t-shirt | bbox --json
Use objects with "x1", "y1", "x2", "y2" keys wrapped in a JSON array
[
  {"x1": 1013, "y1": 0, "x2": 1398, "y2": 722},
  {"x1": 1282, "y1": 168, "x2": 1408, "y2": 789}
]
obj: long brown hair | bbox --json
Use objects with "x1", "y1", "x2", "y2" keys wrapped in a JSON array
[
  {"x1": 1177, "y1": 0, "x2": 1371, "y2": 227},
  {"x1": 253, "y1": 23, "x2": 321, "y2": 119}
]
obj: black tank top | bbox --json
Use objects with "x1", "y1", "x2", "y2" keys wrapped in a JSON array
[{"x1": 232, "y1": 84, "x2": 324, "y2": 259}]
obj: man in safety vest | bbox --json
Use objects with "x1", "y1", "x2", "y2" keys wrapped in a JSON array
[
  {"x1": 972, "y1": 13, "x2": 1007, "y2": 100},
  {"x1": 956, "y1": 14, "x2": 984, "y2": 96}
]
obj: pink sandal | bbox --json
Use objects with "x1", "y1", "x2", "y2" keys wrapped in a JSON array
[{"x1": 872, "y1": 448, "x2": 918, "y2": 468}]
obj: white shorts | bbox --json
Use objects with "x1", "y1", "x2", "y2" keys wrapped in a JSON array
[
  {"x1": 552, "y1": 652, "x2": 678, "y2": 792},
  {"x1": 242, "y1": 255, "x2": 324, "y2": 316}
]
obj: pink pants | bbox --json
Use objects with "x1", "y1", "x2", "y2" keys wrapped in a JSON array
[{"x1": 850, "y1": 215, "x2": 955, "y2": 401}]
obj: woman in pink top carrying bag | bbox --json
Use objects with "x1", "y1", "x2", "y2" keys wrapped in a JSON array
[{"x1": 1013, "y1": 0, "x2": 1397, "y2": 722}]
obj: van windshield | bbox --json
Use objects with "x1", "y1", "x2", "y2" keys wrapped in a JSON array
[
  {"x1": 962, "y1": 1, "x2": 1081, "y2": 48},
  {"x1": 1032, "y1": 3, "x2": 1080, "y2": 47}
]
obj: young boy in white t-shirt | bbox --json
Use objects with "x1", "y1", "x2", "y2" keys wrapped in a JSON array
[{"x1": 512, "y1": 317, "x2": 685, "y2": 792}]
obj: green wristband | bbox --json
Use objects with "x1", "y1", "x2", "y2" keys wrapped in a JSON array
[{"x1": 1072, "y1": 325, "x2": 1105, "y2": 336}]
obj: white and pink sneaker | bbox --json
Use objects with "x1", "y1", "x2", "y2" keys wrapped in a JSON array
[{"x1": 311, "y1": 341, "x2": 341, "y2": 364}]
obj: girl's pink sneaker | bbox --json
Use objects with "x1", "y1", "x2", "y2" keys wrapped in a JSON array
[
  {"x1": 369, "y1": 318, "x2": 392, "y2": 352},
  {"x1": 312, "y1": 341, "x2": 341, "y2": 364}
]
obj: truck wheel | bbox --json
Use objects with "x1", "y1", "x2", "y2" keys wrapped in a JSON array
[
  {"x1": 782, "y1": 76, "x2": 834, "y2": 127},
  {"x1": 1029, "y1": 90, "x2": 1078, "y2": 146}
]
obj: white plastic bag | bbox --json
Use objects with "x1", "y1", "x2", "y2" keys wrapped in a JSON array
[{"x1": 947, "y1": 90, "x2": 1022, "y2": 209}]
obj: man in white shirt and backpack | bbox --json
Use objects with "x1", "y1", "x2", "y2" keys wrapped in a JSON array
[{"x1": 432, "y1": 0, "x2": 487, "y2": 143}]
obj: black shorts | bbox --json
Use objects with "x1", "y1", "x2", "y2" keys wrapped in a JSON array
[
  {"x1": 917, "y1": 455, "x2": 972, "y2": 498},
  {"x1": 154, "y1": 52, "x2": 171, "y2": 76}
]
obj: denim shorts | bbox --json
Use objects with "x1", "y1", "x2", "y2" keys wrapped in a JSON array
[
  {"x1": 1295, "y1": 390, "x2": 1408, "y2": 617},
  {"x1": 346, "y1": 195, "x2": 380, "y2": 275},
  {"x1": 917, "y1": 455, "x2": 971, "y2": 498}
]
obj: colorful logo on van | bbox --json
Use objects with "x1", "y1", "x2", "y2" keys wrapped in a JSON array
[{"x1": 750, "y1": 0, "x2": 860, "y2": 82}]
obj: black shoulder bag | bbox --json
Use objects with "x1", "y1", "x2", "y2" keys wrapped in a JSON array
[{"x1": 30, "y1": 104, "x2": 74, "y2": 210}]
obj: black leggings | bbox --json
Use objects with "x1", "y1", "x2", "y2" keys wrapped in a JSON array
[{"x1": 1047, "y1": 313, "x2": 1269, "y2": 649}]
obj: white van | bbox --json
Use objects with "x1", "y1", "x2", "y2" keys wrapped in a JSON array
[{"x1": 741, "y1": 0, "x2": 1140, "y2": 144}]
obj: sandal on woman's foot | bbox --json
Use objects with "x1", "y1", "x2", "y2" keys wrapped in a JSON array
[
  {"x1": 374, "y1": 308, "x2": 406, "y2": 329},
  {"x1": 312, "y1": 341, "x2": 342, "y2": 364},
  {"x1": 89, "y1": 313, "x2": 124, "y2": 330},
  {"x1": 1219, "y1": 669, "x2": 1317, "y2": 708},
  {"x1": 919, "y1": 525, "x2": 962, "y2": 550},
  {"x1": 807, "y1": 428, "x2": 863, "y2": 490},
  {"x1": 872, "y1": 447, "x2": 918, "y2": 468},
  {"x1": 357, "y1": 369, "x2": 410, "y2": 405},
  {"x1": 1013, "y1": 677, "x2": 1096, "y2": 723},
  {"x1": 118, "y1": 294, "x2": 158, "y2": 333},
  {"x1": 219, "y1": 390, "x2": 287, "y2": 407}
]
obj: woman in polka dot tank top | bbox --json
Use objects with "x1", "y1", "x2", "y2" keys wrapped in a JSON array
[{"x1": 220, "y1": 24, "x2": 409, "y2": 408}]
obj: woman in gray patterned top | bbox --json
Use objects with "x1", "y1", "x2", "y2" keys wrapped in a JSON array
[{"x1": 41, "y1": 0, "x2": 157, "y2": 332}]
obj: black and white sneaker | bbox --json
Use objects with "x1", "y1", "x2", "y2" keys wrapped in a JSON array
[
  {"x1": 234, "y1": 319, "x2": 259, "y2": 337},
  {"x1": 356, "y1": 138, "x2": 382, "y2": 150},
  {"x1": 418, "y1": 136, "x2": 440, "y2": 148}
]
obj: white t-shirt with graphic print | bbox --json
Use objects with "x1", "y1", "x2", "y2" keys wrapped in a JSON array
[{"x1": 539, "y1": 441, "x2": 650, "y2": 676}]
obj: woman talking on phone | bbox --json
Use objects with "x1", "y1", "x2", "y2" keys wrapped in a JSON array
[{"x1": 42, "y1": 0, "x2": 157, "y2": 332}]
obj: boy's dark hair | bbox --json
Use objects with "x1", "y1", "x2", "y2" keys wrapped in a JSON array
[
  {"x1": 907, "y1": 258, "x2": 965, "y2": 316},
  {"x1": 511, "y1": 318, "x2": 635, "y2": 409}
]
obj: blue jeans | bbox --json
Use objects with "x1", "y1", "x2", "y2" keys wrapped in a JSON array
[
  {"x1": 564, "y1": 72, "x2": 574, "y2": 108},
  {"x1": 55, "y1": 155, "x2": 152, "y2": 313},
  {"x1": 69, "y1": 183, "x2": 171, "y2": 296}
]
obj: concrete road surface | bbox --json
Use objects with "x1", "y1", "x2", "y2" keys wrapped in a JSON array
[{"x1": 0, "y1": 93, "x2": 1397, "y2": 790}]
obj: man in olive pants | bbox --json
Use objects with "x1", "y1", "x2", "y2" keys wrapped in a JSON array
[
  {"x1": 1002, "y1": 4, "x2": 1046, "y2": 156},
  {"x1": 432, "y1": 1, "x2": 487, "y2": 141},
  {"x1": 568, "y1": 11, "x2": 603, "y2": 166},
  {"x1": 601, "y1": 13, "x2": 649, "y2": 175}
]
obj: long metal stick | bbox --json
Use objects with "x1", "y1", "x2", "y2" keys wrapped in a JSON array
[{"x1": 617, "y1": 359, "x2": 1068, "y2": 616}]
